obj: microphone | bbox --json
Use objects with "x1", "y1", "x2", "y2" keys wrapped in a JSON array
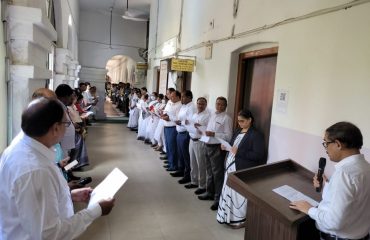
[{"x1": 316, "y1": 157, "x2": 326, "y2": 192}]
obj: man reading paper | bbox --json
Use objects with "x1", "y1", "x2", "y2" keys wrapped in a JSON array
[
  {"x1": 0, "y1": 98, "x2": 115, "y2": 239},
  {"x1": 290, "y1": 122, "x2": 370, "y2": 240}
]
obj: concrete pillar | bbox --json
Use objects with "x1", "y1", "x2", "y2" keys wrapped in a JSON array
[
  {"x1": 54, "y1": 48, "x2": 80, "y2": 89},
  {"x1": 5, "y1": 4, "x2": 57, "y2": 138},
  {"x1": 79, "y1": 67, "x2": 107, "y2": 120}
]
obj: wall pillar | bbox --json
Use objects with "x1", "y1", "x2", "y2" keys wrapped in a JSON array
[
  {"x1": 6, "y1": 4, "x2": 57, "y2": 138},
  {"x1": 79, "y1": 67, "x2": 107, "y2": 120},
  {"x1": 54, "y1": 48, "x2": 80, "y2": 89}
]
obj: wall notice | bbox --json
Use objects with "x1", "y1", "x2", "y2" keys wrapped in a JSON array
[{"x1": 170, "y1": 58, "x2": 195, "y2": 72}]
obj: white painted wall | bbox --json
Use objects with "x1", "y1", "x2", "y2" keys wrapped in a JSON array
[
  {"x1": 79, "y1": 10, "x2": 147, "y2": 69},
  {"x1": 54, "y1": 0, "x2": 79, "y2": 53},
  {"x1": 147, "y1": 0, "x2": 370, "y2": 175},
  {"x1": 0, "y1": 2, "x2": 7, "y2": 152}
]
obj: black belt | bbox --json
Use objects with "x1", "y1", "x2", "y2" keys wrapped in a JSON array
[
  {"x1": 178, "y1": 131, "x2": 188, "y2": 134},
  {"x1": 164, "y1": 126, "x2": 176, "y2": 128},
  {"x1": 320, "y1": 232, "x2": 369, "y2": 240},
  {"x1": 191, "y1": 138, "x2": 200, "y2": 141},
  {"x1": 206, "y1": 143, "x2": 221, "y2": 146}
]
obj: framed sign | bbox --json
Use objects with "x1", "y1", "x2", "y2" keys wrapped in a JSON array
[{"x1": 158, "y1": 60, "x2": 168, "y2": 94}]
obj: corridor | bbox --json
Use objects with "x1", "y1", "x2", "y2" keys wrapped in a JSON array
[{"x1": 76, "y1": 122, "x2": 244, "y2": 240}]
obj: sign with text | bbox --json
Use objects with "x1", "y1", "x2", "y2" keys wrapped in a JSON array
[
  {"x1": 170, "y1": 58, "x2": 195, "y2": 72},
  {"x1": 159, "y1": 60, "x2": 168, "y2": 94},
  {"x1": 136, "y1": 63, "x2": 148, "y2": 70}
]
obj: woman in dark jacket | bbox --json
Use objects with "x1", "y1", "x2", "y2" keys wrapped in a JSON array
[{"x1": 216, "y1": 109, "x2": 266, "y2": 228}]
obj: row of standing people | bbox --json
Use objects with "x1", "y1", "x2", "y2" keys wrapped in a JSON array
[{"x1": 126, "y1": 87, "x2": 266, "y2": 228}]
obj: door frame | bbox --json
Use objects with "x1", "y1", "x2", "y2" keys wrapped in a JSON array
[{"x1": 233, "y1": 47, "x2": 279, "y2": 127}]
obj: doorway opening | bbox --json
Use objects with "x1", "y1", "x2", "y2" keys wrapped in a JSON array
[{"x1": 234, "y1": 47, "x2": 278, "y2": 149}]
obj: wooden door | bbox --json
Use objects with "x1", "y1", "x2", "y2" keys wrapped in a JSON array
[{"x1": 234, "y1": 47, "x2": 278, "y2": 149}]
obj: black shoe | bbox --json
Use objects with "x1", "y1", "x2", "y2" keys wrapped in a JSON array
[
  {"x1": 159, "y1": 156, "x2": 168, "y2": 160},
  {"x1": 144, "y1": 139, "x2": 151, "y2": 144},
  {"x1": 210, "y1": 202, "x2": 219, "y2": 211},
  {"x1": 166, "y1": 168, "x2": 177, "y2": 172},
  {"x1": 137, "y1": 137, "x2": 145, "y2": 141},
  {"x1": 151, "y1": 144, "x2": 158, "y2": 148},
  {"x1": 178, "y1": 178, "x2": 191, "y2": 184},
  {"x1": 194, "y1": 188, "x2": 206, "y2": 195},
  {"x1": 198, "y1": 194, "x2": 214, "y2": 201},
  {"x1": 163, "y1": 164, "x2": 169, "y2": 168},
  {"x1": 78, "y1": 177, "x2": 92, "y2": 185},
  {"x1": 185, "y1": 183, "x2": 198, "y2": 189},
  {"x1": 159, "y1": 151, "x2": 166, "y2": 155},
  {"x1": 163, "y1": 160, "x2": 169, "y2": 164},
  {"x1": 170, "y1": 171, "x2": 184, "y2": 177}
]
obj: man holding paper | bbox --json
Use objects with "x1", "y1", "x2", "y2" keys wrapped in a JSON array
[
  {"x1": 290, "y1": 122, "x2": 370, "y2": 240},
  {"x1": 187, "y1": 97, "x2": 210, "y2": 194},
  {"x1": 0, "y1": 98, "x2": 115, "y2": 240},
  {"x1": 198, "y1": 97, "x2": 232, "y2": 211}
]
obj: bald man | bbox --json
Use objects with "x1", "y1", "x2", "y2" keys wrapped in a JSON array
[{"x1": 0, "y1": 98, "x2": 115, "y2": 239}]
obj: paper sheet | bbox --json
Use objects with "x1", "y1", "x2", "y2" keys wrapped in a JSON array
[
  {"x1": 199, "y1": 136, "x2": 210, "y2": 143},
  {"x1": 64, "y1": 160, "x2": 78, "y2": 171},
  {"x1": 215, "y1": 137, "x2": 232, "y2": 151},
  {"x1": 81, "y1": 111, "x2": 94, "y2": 119},
  {"x1": 83, "y1": 105, "x2": 92, "y2": 111},
  {"x1": 272, "y1": 185, "x2": 319, "y2": 207},
  {"x1": 88, "y1": 168, "x2": 128, "y2": 208}
]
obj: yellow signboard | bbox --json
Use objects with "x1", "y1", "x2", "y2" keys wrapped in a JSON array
[
  {"x1": 136, "y1": 63, "x2": 148, "y2": 70},
  {"x1": 170, "y1": 58, "x2": 195, "y2": 72}
]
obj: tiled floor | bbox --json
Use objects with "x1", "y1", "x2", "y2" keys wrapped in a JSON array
[{"x1": 76, "y1": 122, "x2": 244, "y2": 240}]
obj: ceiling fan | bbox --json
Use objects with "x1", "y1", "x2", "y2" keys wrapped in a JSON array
[{"x1": 122, "y1": 0, "x2": 149, "y2": 21}]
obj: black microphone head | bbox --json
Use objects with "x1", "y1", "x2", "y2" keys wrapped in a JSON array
[{"x1": 319, "y1": 157, "x2": 326, "y2": 168}]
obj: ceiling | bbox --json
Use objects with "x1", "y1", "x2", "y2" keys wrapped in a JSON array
[{"x1": 79, "y1": 0, "x2": 151, "y2": 15}]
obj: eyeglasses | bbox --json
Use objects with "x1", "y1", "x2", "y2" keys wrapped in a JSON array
[
  {"x1": 60, "y1": 121, "x2": 72, "y2": 127},
  {"x1": 322, "y1": 140, "x2": 335, "y2": 148}
]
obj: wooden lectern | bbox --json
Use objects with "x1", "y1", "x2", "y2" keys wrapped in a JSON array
[{"x1": 227, "y1": 159, "x2": 321, "y2": 240}]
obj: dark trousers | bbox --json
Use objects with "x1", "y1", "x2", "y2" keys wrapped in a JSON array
[
  {"x1": 164, "y1": 126, "x2": 178, "y2": 170},
  {"x1": 205, "y1": 144, "x2": 225, "y2": 202},
  {"x1": 176, "y1": 131, "x2": 190, "y2": 177}
]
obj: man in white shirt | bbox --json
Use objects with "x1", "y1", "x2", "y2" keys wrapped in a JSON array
[
  {"x1": 187, "y1": 97, "x2": 210, "y2": 194},
  {"x1": 161, "y1": 90, "x2": 182, "y2": 171},
  {"x1": 290, "y1": 122, "x2": 370, "y2": 240},
  {"x1": 171, "y1": 90, "x2": 196, "y2": 184},
  {"x1": 198, "y1": 97, "x2": 233, "y2": 211},
  {"x1": 0, "y1": 98, "x2": 115, "y2": 239}
]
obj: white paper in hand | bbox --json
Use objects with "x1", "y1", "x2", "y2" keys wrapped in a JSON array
[
  {"x1": 88, "y1": 168, "x2": 128, "y2": 208},
  {"x1": 216, "y1": 137, "x2": 232, "y2": 151},
  {"x1": 64, "y1": 160, "x2": 78, "y2": 171}
]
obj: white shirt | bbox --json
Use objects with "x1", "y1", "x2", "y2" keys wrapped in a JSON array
[
  {"x1": 0, "y1": 134, "x2": 101, "y2": 240},
  {"x1": 203, "y1": 111, "x2": 232, "y2": 144},
  {"x1": 176, "y1": 102, "x2": 195, "y2": 132},
  {"x1": 188, "y1": 109, "x2": 211, "y2": 139},
  {"x1": 163, "y1": 100, "x2": 182, "y2": 127},
  {"x1": 308, "y1": 154, "x2": 370, "y2": 239},
  {"x1": 82, "y1": 90, "x2": 93, "y2": 106}
]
